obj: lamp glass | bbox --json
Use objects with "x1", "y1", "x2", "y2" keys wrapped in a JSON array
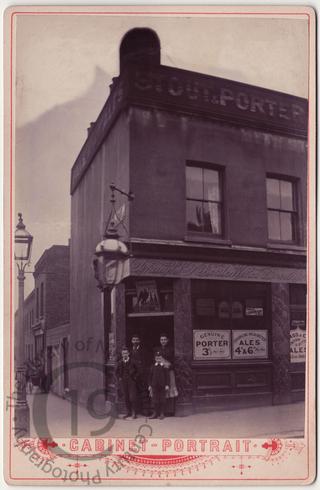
[
  {"x1": 105, "y1": 259, "x2": 124, "y2": 286},
  {"x1": 14, "y1": 230, "x2": 33, "y2": 261},
  {"x1": 105, "y1": 261, "x2": 118, "y2": 286}
]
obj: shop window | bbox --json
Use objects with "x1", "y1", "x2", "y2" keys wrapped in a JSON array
[
  {"x1": 192, "y1": 281, "x2": 269, "y2": 362},
  {"x1": 266, "y1": 177, "x2": 297, "y2": 242},
  {"x1": 290, "y1": 284, "x2": 306, "y2": 306},
  {"x1": 186, "y1": 164, "x2": 223, "y2": 235}
]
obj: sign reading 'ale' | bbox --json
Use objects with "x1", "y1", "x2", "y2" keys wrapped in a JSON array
[
  {"x1": 290, "y1": 323, "x2": 306, "y2": 363},
  {"x1": 232, "y1": 330, "x2": 268, "y2": 359}
]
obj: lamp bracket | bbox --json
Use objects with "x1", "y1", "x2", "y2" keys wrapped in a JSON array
[
  {"x1": 103, "y1": 183, "x2": 134, "y2": 244},
  {"x1": 110, "y1": 183, "x2": 134, "y2": 202}
]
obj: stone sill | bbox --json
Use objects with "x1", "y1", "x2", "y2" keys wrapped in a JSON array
[
  {"x1": 267, "y1": 242, "x2": 306, "y2": 253},
  {"x1": 184, "y1": 234, "x2": 232, "y2": 246}
]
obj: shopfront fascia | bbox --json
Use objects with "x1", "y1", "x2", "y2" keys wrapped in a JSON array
[{"x1": 109, "y1": 254, "x2": 306, "y2": 412}]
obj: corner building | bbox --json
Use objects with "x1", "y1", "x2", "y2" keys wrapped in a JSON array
[{"x1": 70, "y1": 29, "x2": 307, "y2": 414}]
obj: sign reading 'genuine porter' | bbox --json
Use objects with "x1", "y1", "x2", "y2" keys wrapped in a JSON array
[{"x1": 193, "y1": 330, "x2": 231, "y2": 360}]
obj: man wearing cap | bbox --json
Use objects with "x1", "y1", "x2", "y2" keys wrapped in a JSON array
[{"x1": 148, "y1": 351, "x2": 170, "y2": 420}]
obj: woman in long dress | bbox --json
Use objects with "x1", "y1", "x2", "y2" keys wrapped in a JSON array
[{"x1": 154, "y1": 334, "x2": 178, "y2": 415}]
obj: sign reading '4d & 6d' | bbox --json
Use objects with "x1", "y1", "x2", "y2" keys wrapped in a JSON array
[
  {"x1": 193, "y1": 330, "x2": 231, "y2": 360},
  {"x1": 232, "y1": 330, "x2": 268, "y2": 359}
]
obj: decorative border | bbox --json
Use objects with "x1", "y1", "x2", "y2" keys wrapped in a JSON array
[{"x1": 6, "y1": 6, "x2": 315, "y2": 484}]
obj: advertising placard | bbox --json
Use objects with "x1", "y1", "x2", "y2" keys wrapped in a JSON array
[
  {"x1": 134, "y1": 280, "x2": 161, "y2": 312},
  {"x1": 290, "y1": 325, "x2": 306, "y2": 363},
  {"x1": 193, "y1": 330, "x2": 231, "y2": 360},
  {"x1": 232, "y1": 330, "x2": 268, "y2": 359}
]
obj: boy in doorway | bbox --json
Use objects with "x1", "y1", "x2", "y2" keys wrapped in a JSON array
[
  {"x1": 116, "y1": 347, "x2": 139, "y2": 419},
  {"x1": 148, "y1": 351, "x2": 170, "y2": 420}
]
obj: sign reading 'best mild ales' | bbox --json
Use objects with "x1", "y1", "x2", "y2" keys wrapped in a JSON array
[
  {"x1": 290, "y1": 323, "x2": 306, "y2": 363},
  {"x1": 193, "y1": 330, "x2": 231, "y2": 360},
  {"x1": 232, "y1": 330, "x2": 268, "y2": 359}
]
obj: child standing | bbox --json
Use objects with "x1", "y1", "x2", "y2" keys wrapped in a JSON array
[{"x1": 148, "y1": 351, "x2": 170, "y2": 420}]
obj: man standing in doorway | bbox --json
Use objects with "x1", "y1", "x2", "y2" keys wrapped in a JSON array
[
  {"x1": 130, "y1": 334, "x2": 150, "y2": 415},
  {"x1": 130, "y1": 334, "x2": 144, "y2": 372}
]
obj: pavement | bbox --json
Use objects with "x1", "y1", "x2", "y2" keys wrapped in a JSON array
[{"x1": 27, "y1": 390, "x2": 305, "y2": 440}]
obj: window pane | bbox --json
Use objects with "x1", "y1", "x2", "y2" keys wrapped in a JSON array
[
  {"x1": 186, "y1": 166, "x2": 203, "y2": 199},
  {"x1": 204, "y1": 169, "x2": 220, "y2": 202},
  {"x1": 187, "y1": 200, "x2": 203, "y2": 231},
  {"x1": 203, "y1": 202, "x2": 221, "y2": 234},
  {"x1": 268, "y1": 210, "x2": 281, "y2": 240},
  {"x1": 290, "y1": 284, "x2": 306, "y2": 306},
  {"x1": 280, "y1": 212, "x2": 293, "y2": 241},
  {"x1": 280, "y1": 180, "x2": 294, "y2": 211},
  {"x1": 267, "y1": 178, "x2": 280, "y2": 209}
]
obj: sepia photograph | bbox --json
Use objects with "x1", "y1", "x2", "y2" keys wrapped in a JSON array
[{"x1": 4, "y1": 5, "x2": 316, "y2": 485}]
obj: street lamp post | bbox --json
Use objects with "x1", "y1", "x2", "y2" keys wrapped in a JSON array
[
  {"x1": 14, "y1": 213, "x2": 33, "y2": 438},
  {"x1": 93, "y1": 184, "x2": 133, "y2": 399}
]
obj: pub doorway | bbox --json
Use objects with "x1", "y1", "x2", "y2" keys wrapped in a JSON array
[{"x1": 127, "y1": 315, "x2": 174, "y2": 368}]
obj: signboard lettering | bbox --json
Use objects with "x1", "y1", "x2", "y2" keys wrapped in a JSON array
[
  {"x1": 193, "y1": 330, "x2": 231, "y2": 360},
  {"x1": 290, "y1": 324, "x2": 306, "y2": 363},
  {"x1": 134, "y1": 69, "x2": 306, "y2": 126},
  {"x1": 232, "y1": 330, "x2": 268, "y2": 359},
  {"x1": 245, "y1": 299, "x2": 263, "y2": 316}
]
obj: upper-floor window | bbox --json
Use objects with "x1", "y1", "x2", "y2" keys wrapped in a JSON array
[
  {"x1": 266, "y1": 177, "x2": 297, "y2": 242},
  {"x1": 186, "y1": 164, "x2": 222, "y2": 235}
]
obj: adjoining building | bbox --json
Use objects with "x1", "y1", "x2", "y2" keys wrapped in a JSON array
[
  {"x1": 22, "y1": 244, "x2": 70, "y2": 396},
  {"x1": 70, "y1": 28, "x2": 307, "y2": 414}
]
